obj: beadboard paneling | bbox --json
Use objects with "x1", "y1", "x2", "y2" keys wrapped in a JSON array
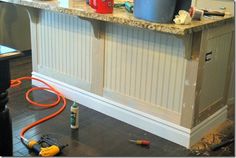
[
  {"x1": 104, "y1": 24, "x2": 187, "y2": 113},
  {"x1": 37, "y1": 11, "x2": 93, "y2": 89}
]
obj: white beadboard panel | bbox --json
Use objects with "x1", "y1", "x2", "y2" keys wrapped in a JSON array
[
  {"x1": 103, "y1": 89, "x2": 181, "y2": 124},
  {"x1": 104, "y1": 23, "x2": 187, "y2": 113},
  {"x1": 38, "y1": 66, "x2": 91, "y2": 91},
  {"x1": 37, "y1": 10, "x2": 93, "y2": 87}
]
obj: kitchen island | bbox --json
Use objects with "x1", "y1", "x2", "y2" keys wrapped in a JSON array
[{"x1": 0, "y1": 0, "x2": 234, "y2": 148}]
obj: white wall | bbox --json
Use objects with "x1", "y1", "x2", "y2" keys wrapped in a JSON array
[{"x1": 0, "y1": 3, "x2": 31, "y2": 51}]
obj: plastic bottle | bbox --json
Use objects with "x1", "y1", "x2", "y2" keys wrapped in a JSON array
[{"x1": 70, "y1": 102, "x2": 79, "y2": 129}]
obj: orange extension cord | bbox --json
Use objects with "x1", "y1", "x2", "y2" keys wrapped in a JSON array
[{"x1": 10, "y1": 76, "x2": 67, "y2": 143}]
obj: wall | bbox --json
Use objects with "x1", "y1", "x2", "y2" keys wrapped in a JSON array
[{"x1": 0, "y1": 3, "x2": 31, "y2": 51}]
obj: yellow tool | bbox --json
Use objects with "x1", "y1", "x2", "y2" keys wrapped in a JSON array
[{"x1": 26, "y1": 135, "x2": 68, "y2": 157}]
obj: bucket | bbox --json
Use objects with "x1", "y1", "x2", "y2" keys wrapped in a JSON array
[{"x1": 134, "y1": 0, "x2": 177, "y2": 23}]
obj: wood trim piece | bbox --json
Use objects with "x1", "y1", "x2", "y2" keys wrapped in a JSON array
[
  {"x1": 223, "y1": 31, "x2": 235, "y2": 106},
  {"x1": 197, "y1": 98, "x2": 223, "y2": 122},
  {"x1": 189, "y1": 106, "x2": 227, "y2": 147},
  {"x1": 180, "y1": 60, "x2": 199, "y2": 128},
  {"x1": 180, "y1": 31, "x2": 203, "y2": 128},
  {"x1": 192, "y1": 29, "x2": 209, "y2": 126},
  {"x1": 191, "y1": 32, "x2": 202, "y2": 60},
  {"x1": 89, "y1": 20, "x2": 106, "y2": 95},
  {"x1": 26, "y1": 7, "x2": 41, "y2": 72},
  {"x1": 183, "y1": 34, "x2": 193, "y2": 59}
]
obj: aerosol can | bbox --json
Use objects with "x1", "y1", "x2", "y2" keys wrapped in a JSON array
[{"x1": 70, "y1": 102, "x2": 79, "y2": 129}]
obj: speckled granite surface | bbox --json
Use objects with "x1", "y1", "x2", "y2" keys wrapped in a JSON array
[{"x1": 0, "y1": 0, "x2": 234, "y2": 35}]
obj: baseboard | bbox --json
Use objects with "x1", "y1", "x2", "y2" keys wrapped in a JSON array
[
  {"x1": 31, "y1": 72, "x2": 228, "y2": 148},
  {"x1": 189, "y1": 106, "x2": 227, "y2": 147}
]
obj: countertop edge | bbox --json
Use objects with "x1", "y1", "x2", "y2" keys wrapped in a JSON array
[{"x1": 1, "y1": 0, "x2": 234, "y2": 36}]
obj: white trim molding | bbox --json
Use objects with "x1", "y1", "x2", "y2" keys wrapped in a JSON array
[
  {"x1": 32, "y1": 72, "x2": 228, "y2": 148},
  {"x1": 189, "y1": 106, "x2": 227, "y2": 147}
]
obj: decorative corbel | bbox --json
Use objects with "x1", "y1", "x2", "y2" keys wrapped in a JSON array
[
  {"x1": 175, "y1": 34, "x2": 193, "y2": 60},
  {"x1": 25, "y1": 7, "x2": 41, "y2": 24}
]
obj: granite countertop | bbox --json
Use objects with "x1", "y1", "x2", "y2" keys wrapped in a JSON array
[{"x1": 0, "y1": 0, "x2": 234, "y2": 35}]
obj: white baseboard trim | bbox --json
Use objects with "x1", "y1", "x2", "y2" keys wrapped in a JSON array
[
  {"x1": 189, "y1": 106, "x2": 227, "y2": 147},
  {"x1": 31, "y1": 72, "x2": 228, "y2": 148}
]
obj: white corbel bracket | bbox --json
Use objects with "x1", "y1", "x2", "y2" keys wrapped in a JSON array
[
  {"x1": 78, "y1": 17, "x2": 106, "y2": 39},
  {"x1": 25, "y1": 7, "x2": 41, "y2": 24},
  {"x1": 175, "y1": 34, "x2": 193, "y2": 60}
]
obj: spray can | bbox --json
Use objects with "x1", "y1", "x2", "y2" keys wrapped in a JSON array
[{"x1": 70, "y1": 102, "x2": 79, "y2": 129}]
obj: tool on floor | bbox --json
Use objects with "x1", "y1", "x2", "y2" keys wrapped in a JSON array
[
  {"x1": 129, "y1": 139, "x2": 150, "y2": 146},
  {"x1": 210, "y1": 138, "x2": 234, "y2": 151},
  {"x1": 10, "y1": 76, "x2": 67, "y2": 156},
  {"x1": 114, "y1": 1, "x2": 134, "y2": 13},
  {"x1": 70, "y1": 102, "x2": 79, "y2": 129},
  {"x1": 27, "y1": 135, "x2": 68, "y2": 157}
]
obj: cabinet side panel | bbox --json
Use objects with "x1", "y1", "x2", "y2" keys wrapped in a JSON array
[
  {"x1": 198, "y1": 33, "x2": 232, "y2": 113},
  {"x1": 194, "y1": 24, "x2": 234, "y2": 125}
]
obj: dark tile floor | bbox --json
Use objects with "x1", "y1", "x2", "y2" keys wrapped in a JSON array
[{"x1": 7, "y1": 55, "x2": 234, "y2": 157}]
